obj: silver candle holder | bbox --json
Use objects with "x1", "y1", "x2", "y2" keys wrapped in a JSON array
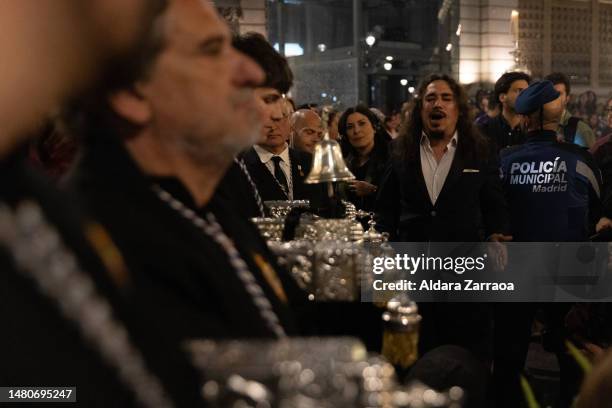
[{"x1": 186, "y1": 337, "x2": 464, "y2": 408}]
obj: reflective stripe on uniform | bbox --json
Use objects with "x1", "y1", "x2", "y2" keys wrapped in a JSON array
[{"x1": 576, "y1": 160, "x2": 601, "y2": 198}]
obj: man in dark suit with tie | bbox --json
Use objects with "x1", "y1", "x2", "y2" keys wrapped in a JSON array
[
  {"x1": 231, "y1": 33, "x2": 315, "y2": 203},
  {"x1": 376, "y1": 73, "x2": 511, "y2": 364},
  {"x1": 214, "y1": 32, "x2": 316, "y2": 220},
  {"x1": 242, "y1": 142, "x2": 313, "y2": 202}
]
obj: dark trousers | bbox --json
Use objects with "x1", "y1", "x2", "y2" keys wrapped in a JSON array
[
  {"x1": 418, "y1": 302, "x2": 493, "y2": 363},
  {"x1": 492, "y1": 303, "x2": 537, "y2": 408}
]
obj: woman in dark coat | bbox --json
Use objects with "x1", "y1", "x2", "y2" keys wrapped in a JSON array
[{"x1": 338, "y1": 105, "x2": 390, "y2": 211}]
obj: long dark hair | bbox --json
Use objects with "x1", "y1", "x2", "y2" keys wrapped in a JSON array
[
  {"x1": 338, "y1": 105, "x2": 390, "y2": 163},
  {"x1": 395, "y1": 73, "x2": 489, "y2": 163}
]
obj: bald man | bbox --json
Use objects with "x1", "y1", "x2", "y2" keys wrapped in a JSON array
[{"x1": 291, "y1": 109, "x2": 323, "y2": 154}]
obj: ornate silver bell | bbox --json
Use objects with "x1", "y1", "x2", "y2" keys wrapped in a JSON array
[{"x1": 304, "y1": 131, "x2": 355, "y2": 184}]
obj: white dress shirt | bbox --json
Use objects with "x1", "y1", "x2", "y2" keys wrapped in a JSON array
[
  {"x1": 253, "y1": 144, "x2": 293, "y2": 199},
  {"x1": 420, "y1": 131, "x2": 458, "y2": 205}
]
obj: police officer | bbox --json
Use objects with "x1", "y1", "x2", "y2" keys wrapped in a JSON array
[
  {"x1": 496, "y1": 80, "x2": 602, "y2": 407},
  {"x1": 500, "y1": 80, "x2": 601, "y2": 241}
]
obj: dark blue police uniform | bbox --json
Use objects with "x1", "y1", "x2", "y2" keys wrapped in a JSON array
[
  {"x1": 500, "y1": 129, "x2": 602, "y2": 241},
  {"x1": 494, "y1": 80, "x2": 603, "y2": 408}
]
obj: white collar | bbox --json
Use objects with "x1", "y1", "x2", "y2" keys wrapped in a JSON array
[
  {"x1": 253, "y1": 143, "x2": 290, "y2": 164},
  {"x1": 420, "y1": 130, "x2": 458, "y2": 149}
]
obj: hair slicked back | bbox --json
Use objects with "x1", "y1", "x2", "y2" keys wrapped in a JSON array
[{"x1": 232, "y1": 32, "x2": 293, "y2": 94}]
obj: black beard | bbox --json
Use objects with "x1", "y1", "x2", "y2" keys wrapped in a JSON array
[{"x1": 428, "y1": 130, "x2": 445, "y2": 140}]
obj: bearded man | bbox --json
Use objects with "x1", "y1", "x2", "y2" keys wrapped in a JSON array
[
  {"x1": 376, "y1": 73, "x2": 510, "y2": 373},
  {"x1": 67, "y1": 0, "x2": 308, "y2": 353},
  {"x1": 376, "y1": 73, "x2": 509, "y2": 243}
]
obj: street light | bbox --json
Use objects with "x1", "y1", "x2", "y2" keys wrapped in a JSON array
[
  {"x1": 365, "y1": 34, "x2": 376, "y2": 47},
  {"x1": 386, "y1": 56, "x2": 394, "y2": 61},
  {"x1": 383, "y1": 62, "x2": 392, "y2": 71},
  {"x1": 400, "y1": 79, "x2": 408, "y2": 86},
  {"x1": 408, "y1": 86, "x2": 415, "y2": 93}
]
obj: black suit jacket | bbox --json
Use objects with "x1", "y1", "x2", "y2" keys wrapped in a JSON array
[
  {"x1": 376, "y1": 136, "x2": 509, "y2": 362},
  {"x1": 214, "y1": 158, "x2": 264, "y2": 220},
  {"x1": 242, "y1": 146, "x2": 315, "y2": 202},
  {"x1": 1, "y1": 150, "x2": 204, "y2": 407},
  {"x1": 69, "y1": 136, "x2": 308, "y2": 345},
  {"x1": 376, "y1": 136, "x2": 509, "y2": 242}
]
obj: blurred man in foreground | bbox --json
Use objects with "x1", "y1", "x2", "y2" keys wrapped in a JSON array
[
  {"x1": 67, "y1": 0, "x2": 309, "y2": 350},
  {"x1": 0, "y1": 0, "x2": 165, "y2": 150},
  {"x1": 1, "y1": 0, "x2": 211, "y2": 406}
]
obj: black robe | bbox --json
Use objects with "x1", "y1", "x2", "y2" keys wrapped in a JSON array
[
  {"x1": 214, "y1": 158, "x2": 264, "y2": 220},
  {"x1": 0, "y1": 149, "x2": 205, "y2": 408},
  {"x1": 68, "y1": 135, "x2": 310, "y2": 346}
]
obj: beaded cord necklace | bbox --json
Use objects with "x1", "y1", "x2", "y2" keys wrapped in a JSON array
[
  {"x1": 234, "y1": 157, "x2": 265, "y2": 217},
  {"x1": 152, "y1": 185, "x2": 287, "y2": 339},
  {"x1": 0, "y1": 201, "x2": 173, "y2": 408}
]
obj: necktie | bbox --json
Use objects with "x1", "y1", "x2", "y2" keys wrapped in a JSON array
[{"x1": 271, "y1": 156, "x2": 289, "y2": 196}]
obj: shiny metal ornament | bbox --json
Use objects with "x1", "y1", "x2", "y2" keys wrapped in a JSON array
[
  {"x1": 263, "y1": 200, "x2": 309, "y2": 219},
  {"x1": 187, "y1": 337, "x2": 464, "y2": 407},
  {"x1": 382, "y1": 294, "x2": 422, "y2": 369},
  {"x1": 304, "y1": 131, "x2": 355, "y2": 184}
]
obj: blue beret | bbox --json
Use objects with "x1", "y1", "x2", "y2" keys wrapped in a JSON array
[{"x1": 514, "y1": 80, "x2": 560, "y2": 114}]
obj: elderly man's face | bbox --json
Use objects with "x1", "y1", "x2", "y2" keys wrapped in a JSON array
[
  {"x1": 421, "y1": 80, "x2": 459, "y2": 139},
  {"x1": 292, "y1": 110, "x2": 323, "y2": 154},
  {"x1": 138, "y1": 0, "x2": 264, "y2": 163}
]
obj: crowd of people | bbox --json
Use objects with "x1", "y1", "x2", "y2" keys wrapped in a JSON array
[
  {"x1": 471, "y1": 80, "x2": 612, "y2": 147},
  {"x1": 5, "y1": 1, "x2": 612, "y2": 407}
]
